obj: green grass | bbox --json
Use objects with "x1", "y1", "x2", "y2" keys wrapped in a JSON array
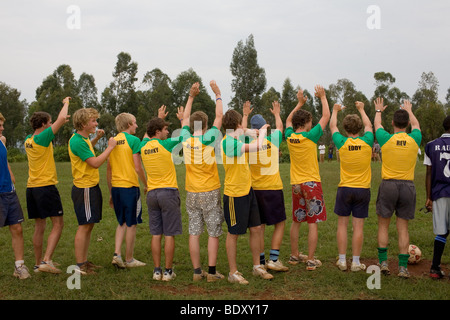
[{"x1": 0, "y1": 160, "x2": 447, "y2": 300}]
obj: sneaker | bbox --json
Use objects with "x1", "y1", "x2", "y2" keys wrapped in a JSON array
[
  {"x1": 350, "y1": 262, "x2": 366, "y2": 272},
  {"x1": 378, "y1": 260, "x2": 390, "y2": 275},
  {"x1": 398, "y1": 266, "x2": 410, "y2": 279},
  {"x1": 306, "y1": 259, "x2": 322, "y2": 271},
  {"x1": 86, "y1": 261, "x2": 102, "y2": 270},
  {"x1": 153, "y1": 270, "x2": 162, "y2": 281},
  {"x1": 33, "y1": 265, "x2": 40, "y2": 273},
  {"x1": 267, "y1": 259, "x2": 289, "y2": 272},
  {"x1": 112, "y1": 256, "x2": 126, "y2": 269},
  {"x1": 75, "y1": 262, "x2": 96, "y2": 275},
  {"x1": 430, "y1": 268, "x2": 445, "y2": 279},
  {"x1": 13, "y1": 264, "x2": 31, "y2": 279},
  {"x1": 336, "y1": 259, "x2": 347, "y2": 271},
  {"x1": 162, "y1": 270, "x2": 176, "y2": 281},
  {"x1": 38, "y1": 261, "x2": 62, "y2": 274},
  {"x1": 253, "y1": 265, "x2": 274, "y2": 280},
  {"x1": 193, "y1": 270, "x2": 208, "y2": 282},
  {"x1": 125, "y1": 259, "x2": 146, "y2": 268},
  {"x1": 228, "y1": 271, "x2": 249, "y2": 285},
  {"x1": 207, "y1": 271, "x2": 225, "y2": 282},
  {"x1": 288, "y1": 253, "x2": 308, "y2": 265}
]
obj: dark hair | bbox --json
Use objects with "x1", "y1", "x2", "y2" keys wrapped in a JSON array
[
  {"x1": 443, "y1": 115, "x2": 450, "y2": 132},
  {"x1": 393, "y1": 109, "x2": 409, "y2": 129},
  {"x1": 292, "y1": 109, "x2": 312, "y2": 130},
  {"x1": 146, "y1": 118, "x2": 169, "y2": 137},
  {"x1": 222, "y1": 110, "x2": 242, "y2": 130},
  {"x1": 343, "y1": 114, "x2": 363, "y2": 135},
  {"x1": 30, "y1": 112, "x2": 51, "y2": 131}
]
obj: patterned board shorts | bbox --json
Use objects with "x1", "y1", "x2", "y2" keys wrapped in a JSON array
[
  {"x1": 186, "y1": 188, "x2": 224, "y2": 237},
  {"x1": 292, "y1": 181, "x2": 327, "y2": 224}
]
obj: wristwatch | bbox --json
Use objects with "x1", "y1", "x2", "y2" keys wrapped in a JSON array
[{"x1": 376, "y1": 109, "x2": 382, "y2": 113}]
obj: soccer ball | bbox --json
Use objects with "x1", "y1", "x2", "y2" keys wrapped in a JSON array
[{"x1": 408, "y1": 244, "x2": 422, "y2": 264}]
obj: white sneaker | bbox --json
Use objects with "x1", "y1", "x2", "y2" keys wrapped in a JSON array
[
  {"x1": 267, "y1": 259, "x2": 289, "y2": 272},
  {"x1": 228, "y1": 271, "x2": 249, "y2": 285},
  {"x1": 153, "y1": 270, "x2": 162, "y2": 281},
  {"x1": 112, "y1": 256, "x2": 126, "y2": 269},
  {"x1": 336, "y1": 259, "x2": 347, "y2": 271},
  {"x1": 162, "y1": 271, "x2": 176, "y2": 281},
  {"x1": 125, "y1": 259, "x2": 146, "y2": 268},
  {"x1": 13, "y1": 264, "x2": 31, "y2": 279},
  {"x1": 252, "y1": 265, "x2": 274, "y2": 280},
  {"x1": 351, "y1": 262, "x2": 366, "y2": 272}
]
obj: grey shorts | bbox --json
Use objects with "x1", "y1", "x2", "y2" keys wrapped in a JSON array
[
  {"x1": 186, "y1": 188, "x2": 224, "y2": 237},
  {"x1": 432, "y1": 197, "x2": 450, "y2": 235},
  {"x1": 146, "y1": 188, "x2": 182, "y2": 236},
  {"x1": 376, "y1": 179, "x2": 416, "y2": 220}
]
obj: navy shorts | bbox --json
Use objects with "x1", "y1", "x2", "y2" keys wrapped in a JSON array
[
  {"x1": 72, "y1": 185, "x2": 102, "y2": 225},
  {"x1": 254, "y1": 189, "x2": 286, "y2": 225},
  {"x1": 146, "y1": 188, "x2": 182, "y2": 236},
  {"x1": 223, "y1": 188, "x2": 261, "y2": 235},
  {"x1": 334, "y1": 187, "x2": 370, "y2": 219},
  {"x1": 0, "y1": 191, "x2": 24, "y2": 227},
  {"x1": 27, "y1": 185, "x2": 64, "y2": 220},
  {"x1": 111, "y1": 186, "x2": 142, "y2": 227}
]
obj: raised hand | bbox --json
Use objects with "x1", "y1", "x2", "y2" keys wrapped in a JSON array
[
  {"x1": 158, "y1": 105, "x2": 168, "y2": 119},
  {"x1": 373, "y1": 97, "x2": 387, "y2": 112},
  {"x1": 270, "y1": 101, "x2": 281, "y2": 115},
  {"x1": 243, "y1": 101, "x2": 253, "y2": 116},
  {"x1": 189, "y1": 82, "x2": 200, "y2": 97}
]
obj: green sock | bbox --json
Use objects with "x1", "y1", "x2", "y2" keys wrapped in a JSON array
[
  {"x1": 398, "y1": 254, "x2": 409, "y2": 268},
  {"x1": 377, "y1": 247, "x2": 388, "y2": 263}
]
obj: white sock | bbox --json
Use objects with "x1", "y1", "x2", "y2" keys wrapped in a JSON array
[
  {"x1": 15, "y1": 260, "x2": 24, "y2": 268},
  {"x1": 339, "y1": 254, "x2": 346, "y2": 263},
  {"x1": 352, "y1": 256, "x2": 360, "y2": 264}
]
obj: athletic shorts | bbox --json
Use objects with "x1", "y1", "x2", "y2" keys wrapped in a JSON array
[
  {"x1": 334, "y1": 187, "x2": 370, "y2": 219},
  {"x1": 26, "y1": 185, "x2": 63, "y2": 220},
  {"x1": 186, "y1": 188, "x2": 224, "y2": 237},
  {"x1": 292, "y1": 181, "x2": 327, "y2": 224},
  {"x1": 432, "y1": 197, "x2": 450, "y2": 235},
  {"x1": 146, "y1": 188, "x2": 182, "y2": 236},
  {"x1": 223, "y1": 188, "x2": 261, "y2": 235},
  {"x1": 376, "y1": 179, "x2": 416, "y2": 220},
  {"x1": 254, "y1": 189, "x2": 286, "y2": 225},
  {"x1": 111, "y1": 186, "x2": 142, "y2": 227},
  {"x1": 72, "y1": 184, "x2": 102, "y2": 225},
  {"x1": 0, "y1": 191, "x2": 24, "y2": 227}
]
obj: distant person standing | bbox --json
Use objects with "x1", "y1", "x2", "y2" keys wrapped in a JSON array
[
  {"x1": 374, "y1": 97, "x2": 421, "y2": 279},
  {"x1": 318, "y1": 144, "x2": 325, "y2": 163},
  {"x1": 424, "y1": 115, "x2": 450, "y2": 279},
  {"x1": 372, "y1": 141, "x2": 381, "y2": 162},
  {"x1": 328, "y1": 143, "x2": 334, "y2": 162}
]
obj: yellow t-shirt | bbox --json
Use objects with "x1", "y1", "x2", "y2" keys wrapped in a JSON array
[
  {"x1": 285, "y1": 124, "x2": 323, "y2": 185},
  {"x1": 68, "y1": 133, "x2": 99, "y2": 188},
  {"x1": 376, "y1": 128, "x2": 422, "y2": 181},
  {"x1": 333, "y1": 131, "x2": 374, "y2": 188},
  {"x1": 221, "y1": 135, "x2": 252, "y2": 197},
  {"x1": 182, "y1": 127, "x2": 221, "y2": 193},
  {"x1": 247, "y1": 130, "x2": 283, "y2": 190},
  {"x1": 109, "y1": 132, "x2": 141, "y2": 188},
  {"x1": 25, "y1": 127, "x2": 58, "y2": 188}
]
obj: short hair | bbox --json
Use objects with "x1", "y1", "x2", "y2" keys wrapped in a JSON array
[
  {"x1": 115, "y1": 113, "x2": 135, "y2": 132},
  {"x1": 30, "y1": 111, "x2": 51, "y2": 131},
  {"x1": 0, "y1": 113, "x2": 5, "y2": 122},
  {"x1": 146, "y1": 117, "x2": 169, "y2": 137},
  {"x1": 190, "y1": 111, "x2": 208, "y2": 132},
  {"x1": 443, "y1": 115, "x2": 450, "y2": 132},
  {"x1": 393, "y1": 109, "x2": 409, "y2": 129},
  {"x1": 222, "y1": 109, "x2": 242, "y2": 131},
  {"x1": 292, "y1": 109, "x2": 312, "y2": 130},
  {"x1": 72, "y1": 108, "x2": 99, "y2": 131},
  {"x1": 343, "y1": 114, "x2": 363, "y2": 135}
]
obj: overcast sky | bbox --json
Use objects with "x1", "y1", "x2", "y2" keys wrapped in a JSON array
[{"x1": 1, "y1": 0, "x2": 449, "y2": 109}]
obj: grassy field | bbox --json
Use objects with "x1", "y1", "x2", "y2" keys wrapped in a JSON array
[{"x1": 0, "y1": 160, "x2": 448, "y2": 301}]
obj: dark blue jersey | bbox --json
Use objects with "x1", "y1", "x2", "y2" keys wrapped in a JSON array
[{"x1": 424, "y1": 133, "x2": 450, "y2": 201}]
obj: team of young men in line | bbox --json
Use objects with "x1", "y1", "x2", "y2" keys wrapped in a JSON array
[{"x1": 1, "y1": 79, "x2": 449, "y2": 283}]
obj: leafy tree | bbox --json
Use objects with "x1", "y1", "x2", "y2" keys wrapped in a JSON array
[
  {"x1": 78, "y1": 72, "x2": 99, "y2": 109},
  {"x1": 280, "y1": 78, "x2": 297, "y2": 124},
  {"x1": 0, "y1": 82, "x2": 27, "y2": 147},
  {"x1": 259, "y1": 87, "x2": 280, "y2": 128},
  {"x1": 229, "y1": 34, "x2": 266, "y2": 111}
]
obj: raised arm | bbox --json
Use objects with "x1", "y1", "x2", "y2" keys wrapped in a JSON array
[
  {"x1": 315, "y1": 85, "x2": 330, "y2": 130},
  {"x1": 240, "y1": 124, "x2": 270, "y2": 153},
  {"x1": 85, "y1": 137, "x2": 117, "y2": 168},
  {"x1": 355, "y1": 101, "x2": 372, "y2": 133},
  {"x1": 401, "y1": 100, "x2": 420, "y2": 131},
  {"x1": 373, "y1": 97, "x2": 387, "y2": 131},
  {"x1": 330, "y1": 104, "x2": 343, "y2": 135},
  {"x1": 241, "y1": 101, "x2": 253, "y2": 129},
  {"x1": 210, "y1": 80, "x2": 223, "y2": 129},
  {"x1": 270, "y1": 101, "x2": 283, "y2": 133},
  {"x1": 90, "y1": 129, "x2": 105, "y2": 147},
  {"x1": 51, "y1": 97, "x2": 71, "y2": 134},
  {"x1": 182, "y1": 82, "x2": 200, "y2": 128},
  {"x1": 286, "y1": 89, "x2": 307, "y2": 128}
]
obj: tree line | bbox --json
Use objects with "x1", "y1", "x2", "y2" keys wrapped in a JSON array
[{"x1": 1, "y1": 34, "x2": 449, "y2": 157}]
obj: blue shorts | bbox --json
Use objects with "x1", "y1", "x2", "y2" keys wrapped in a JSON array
[
  {"x1": 223, "y1": 188, "x2": 261, "y2": 235},
  {"x1": 0, "y1": 191, "x2": 24, "y2": 227},
  {"x1": 254, "y1": 189, "x2": 286, "y2": 226},
  {"x1": 334, "y1": 187, "x2": 370, "y2": 219},
  {"x1": 111, "y1": 186, "x2": 142, "y2": 227}
]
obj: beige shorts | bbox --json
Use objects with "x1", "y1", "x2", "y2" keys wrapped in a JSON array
[{"x1": 186, "y1": 188, "x2": 224, "y2": 237}]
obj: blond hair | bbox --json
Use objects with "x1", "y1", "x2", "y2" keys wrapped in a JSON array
[
  {"x1": 115, "y1": 113, "x2": 135, "y2": 132},
  {"x1": 0, "y1": 113, "x2": 5, "y2": 122},
  {"x1": 72, "y1": 108, "x2": 99, "y2": 131}
]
